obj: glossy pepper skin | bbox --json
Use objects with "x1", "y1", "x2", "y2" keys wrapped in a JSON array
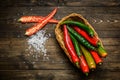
[
  {"x1": 80, "y1": 45, "x2": 96, "y2": 70},
  {"x1": 18, "y1": 16, "x2": 58, "y2": 23},
  {"x1": 97, "y1": 46, "x2": 108, "y2": 58},
  {"x1": 90, "y1": 50, "x2": 103, "y2": 65},
  {"x1": 25, "y1": 8, "x2": 57, "y2": 36},
  {"x1": 70, "y1": 33, "x2": 89, "y2": 75},
  {"x1": 73, "y1": 26, "x2": 99, "y2": 47},
  {"x1": 63, "y1": 25, "x2": 79, "y2": 66},
  {"x1": 61, "y1": 21, "x2": 94, "y2": 37},
  {"x1": 67, "y1": 26, "x2": 96, "y2": 50}
]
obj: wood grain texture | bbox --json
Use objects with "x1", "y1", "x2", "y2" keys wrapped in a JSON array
[{"x1": 0, "y1": 1, "x2": 120, "y2": 80}]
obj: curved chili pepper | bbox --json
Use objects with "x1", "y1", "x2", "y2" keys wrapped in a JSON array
[
  {"x1": 70, "y1": 33, "x2": 89, "y2": 75},
  {"x1": 73, "y1": 26, "x2": 99, "y2": 46},
  {"x1": 97, "y1": 46, "x2": 108, "y2": 58},
  {"x1": 67, "y1": 26, "x2": 96, "y2": 50},
  {"x1": 25, "y1": 8, "x2": 57, "y2": 36},
  {"x1": 61, "y1": 21, "x2": 94, "y2": 37},
  {"x1": 90, "y1": 50, "x2": 102, "y2": 65},
  {"x1": 80, "y1": 45, "x2": 96, "y2": 70},
  {"x1": 18, "y1": 16, "x2": 58, "y2": 23},
  {"x1": 63, "y1": 25, "x2": 79, "y2": 66}
]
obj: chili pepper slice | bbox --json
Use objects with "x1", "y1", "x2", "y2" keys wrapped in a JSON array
[
  {"x1": 97, "y1": 46, "x2": 108, "y2": 58},
  {"x1": 67, "y1": 26, "x2": 96, "y2": 50},
  {"x1": 61, "y1": 21, "x2": 94, "y2": 37},
  {"x1": 25, "y1": 8, "x2": 57, "y2": 36},
  {"x1": 73, "y1": 26, "x2": 99, "y2": 46},
  {"x1": 63, "y1": 25, "x2": 79, "y2": 66},
  {"x1": 80, "y1": 45, "x2": 96, "y2": 70},
  {"x1": 90, "y1": 50, "x2": 103, "y2": 65},
  {"x1": 18, "y1": 16, "x2": 58, "y2": 23},
  {"x1": 70, "y1": 33, "x2": 89, "y2": 75}
]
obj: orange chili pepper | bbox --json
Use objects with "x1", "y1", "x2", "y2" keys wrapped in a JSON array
[{"x1": 25, "y1": 8, "x2": 57, "y2": 36}]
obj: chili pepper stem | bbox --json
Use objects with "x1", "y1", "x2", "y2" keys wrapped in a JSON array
[
  {"x1": 18, "y1": 19, "x2": 21, "y2": 22},
  {"x1": 85, "y1": 73, "x2": 89, "y2": 76},
  {"x1": 97, "y1": 41, "x2": 101, "y2": 46},
  {"x1": 98, "y1": 62, "x2": 102, "y2": 65},
  {"x1": 91, "y1": 69, "x2": 95, "y2": 71},
  {"x1": 75, "y1": 62, "x2": 79, "y2": 68}
]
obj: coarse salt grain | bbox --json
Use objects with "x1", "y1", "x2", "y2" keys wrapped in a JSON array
[{"x1": 25, "y1": 30, "x2": 50, "y2": 62}]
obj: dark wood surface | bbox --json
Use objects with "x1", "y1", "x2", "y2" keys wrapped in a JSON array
[{"x1": 0, "y1": 0, "x2": 120, "y2": 80}]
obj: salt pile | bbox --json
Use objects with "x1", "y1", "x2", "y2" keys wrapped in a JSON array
[{"x1": 25, "y1": 30, "x2": 50, "y2": 62}]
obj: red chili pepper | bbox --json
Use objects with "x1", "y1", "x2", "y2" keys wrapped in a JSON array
[
  {"x1": 18, "y1": 16, "x2": 58, "y2": 23},
  {"x1": 25, "y1": 8, "x2": 57, "y2": 36},
  {"x1": 79, "y1": 55, "x2": 89, "y2": 75},
  {"x1": 73, "y1": 26, "x2": 99, "y2": 46},
  {"x1": 90, "y1": 50, "x2": 103, "y2": 65},
  {"x1": 63, "y1": 25, "x2": 79, "y2": 65}
]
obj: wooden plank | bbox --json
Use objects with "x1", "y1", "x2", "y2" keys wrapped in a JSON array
[
  {"x1": 58, "y1": 0, "x2": 120, "y2": 7},
  {"x1": 0, "y1": 0, "x2": 58, "y2": 7},
  {"x1": 0, "y1": 70, "x2": 120, "y2": 80},
  {"x1": 0, "y1": 7, "x2": 120, "y2": 18},
  {"x1": 0, "y1": 56, "x2": 119, "y2": 70}
]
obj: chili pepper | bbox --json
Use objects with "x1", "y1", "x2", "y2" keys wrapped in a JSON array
[
  {"x1": 80, "y1": 45, "x2": 96, "y2": 70},
  {"x1": 67, "y1": 26, "x2": 96, "y2": 50},
  {"x1": 97, "y1": 46, "x2": 108, "y2": 58},
  {"x1": 63, "y1": 25, "x2": 79, "y2": 66},
  {"x1": 73, "y1": 26, "x2": 99, "y2": 46},
  {"x1": 61, "y1": 21, "x2": 94, "y2": 37},
  {"x1": 90, "y1": 50, "x2": 102, "y2": 65},
  {"x1": 70, "y1": 33, "x2": 89, "y2": 75},
  {"x1": 25, "y1": 8, "x2": 57, "y2": 36},
  {"x1": 18, "y1": 16, "x2": 58, "y2": 23}
]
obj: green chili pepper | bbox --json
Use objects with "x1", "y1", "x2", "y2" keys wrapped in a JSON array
[
  {"x1": 67, "y1": 26, "x2": 96, "y2": 50},
  {"x1": 80, "y1": 45, "x2": 96, "y2": 70},
  {"x1": 61, "y1": 21, "x2": 94, "y2": 37},
  {"x1": 70, "y1": 33, "x2": 81, "y2": 56},
  {"x1": 97, "y1": 46, "x2": 108, "y2": 58}
]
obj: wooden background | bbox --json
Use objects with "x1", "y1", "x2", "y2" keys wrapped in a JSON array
[{"x1": 0, "y1": 0, "x2": 120, "y2": 80}]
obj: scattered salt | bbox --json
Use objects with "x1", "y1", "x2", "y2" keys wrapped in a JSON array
[
  {"x1": 27, "y1": 30, "x2": 49, "y2": 53},
  {"x1": 25, "y1": 30, "x2": 50, "y2": 63},
  {"x1": 30, "y1": 8, "x2": 33, "y2": 11}
]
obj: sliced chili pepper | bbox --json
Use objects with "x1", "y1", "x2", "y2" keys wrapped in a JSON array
[
  {"x1": 67, "y1": 26, "x2": 96, "y2": 50},
  {"x1": 70, "y1": 33, "x2": 89, "y2": 75},
  {"x1": 63, "y1": 25, "x2": 79, "y2": 66},
  {"x1": 73, "y1": 26, "x2": 99, "y2": 46},
  {"x1": 61, "y1": 21, "x2": 94, "y2": 37},
  {"x1": 18, "y1": 16, "x2": 58, "y2": 23},
  {"x1": 97, "y1": 46, "x2": 108, "y2": 58},
  {"x1": 90, "y1": 50, "x2": 103, "y2": 65},
  {"x1": 80, "y1": 45, "x2": 96, "y2": 70},
  {"x1": 25, "y1": 8, "x2": 57, "y2": 36}
]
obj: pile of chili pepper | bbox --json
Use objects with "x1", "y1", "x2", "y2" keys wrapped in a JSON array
[
  {"x1": 61, "y1": 20, "x2": 108, "y2": 75},
  {"x1": 18, "y1": 8, "x2": 58, "y2": 36}
]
